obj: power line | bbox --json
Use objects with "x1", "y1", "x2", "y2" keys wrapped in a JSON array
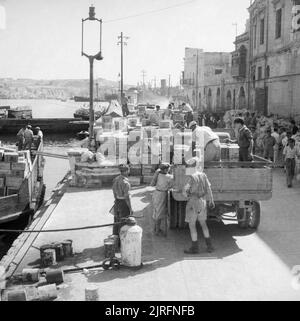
[{"x1": 104, "y1": 0, "x2": 198, "y2": 24}]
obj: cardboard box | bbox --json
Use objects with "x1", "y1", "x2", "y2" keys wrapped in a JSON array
[
  {"x1": 5, "y1": 176, "x2": 23, "y2": 189},
  {"x1": 4, "y1": 152, "x2": 19, "y2": 163},
  {"x1": 0, "y1": 162, "x2": 11, "y2": 171}
]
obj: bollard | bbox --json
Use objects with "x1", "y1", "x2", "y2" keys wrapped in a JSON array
[
  {"x1": 45, "y1": 269, "x2": 64, "y2": 285},
  {"x1": 85, "y1": 285, "x2": 100, "y2": 301},
  {"x1": 62, "y1": 240, "x2": 73, "y2": 257},
  {"x1": 7, "y1": 289, "x2": 27, "y2": 301},
  {"x1": 22, "y1": 268, "x2": 40, "y2": 283},
  {"x1": 52, "y1": 242, "x2": 65, "y2": 262},
  {"x1": 40, "y1": 245, "x2": 57, "y2": 267},
  {"x1": 37, "y1": 284, "x2": 58, "y2": 301}
]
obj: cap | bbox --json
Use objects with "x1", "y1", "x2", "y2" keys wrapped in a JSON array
[
  {"x1": 119, "y1": 164, "x2": 129, "y2": 173},
  {"x1": 189, "y1": 121, "x2": 197, "y2": 129}
]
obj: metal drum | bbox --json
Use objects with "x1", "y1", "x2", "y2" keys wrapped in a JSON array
[{"x1": 104, "y1": 238, "x2": 116, "y2": 259}]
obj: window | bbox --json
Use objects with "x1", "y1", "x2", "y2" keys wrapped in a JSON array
[
  {"x1": 275, "y1": 8, "x2": 282, "y2": 39},
  {"x1": 266, "y1": 65, "x2": 270, "y2": 78},
  {"x1": 260, "y1": 18, "x2": 265, "y2": 45},
  {"x1": 253, "y1": 24, "x2": 257, "y2": 49},
  {"x1": 258, "y1": 66, "x2": 263, "y2": 80}
]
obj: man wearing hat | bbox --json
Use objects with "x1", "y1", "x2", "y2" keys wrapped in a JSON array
[
  {"x1": 183, "y1": 157, "x2": 215, "y2": 254},
  {"x1": 112, "y1": 164, "x2": 133, "y2": 236},
  {"x1": 24, "y1": 125, "x2": 34, "y2": 150},
  {"x1": 189, "y1": 121, "x2": 221, "y2": 162}
]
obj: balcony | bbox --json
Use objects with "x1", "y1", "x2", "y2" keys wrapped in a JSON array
[
  {"x1": 231, "y1": 47, "x2": 247, "y2": 79},
  {"x1": 181, "y1": 79, "x2": 195, "y2": 86}
]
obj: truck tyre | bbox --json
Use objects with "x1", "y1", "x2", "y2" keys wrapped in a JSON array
[
  {"x1": 247, "y1": 201, "x2": 261, "y2": 229},
  {"x1": 237, "y1": 208, "x2": 249, "y2": 229},
  {"x1": 237, "y1": 201, "x2": 261, "y2": 230}
]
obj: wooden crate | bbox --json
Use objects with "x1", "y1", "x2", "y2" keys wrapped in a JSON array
[
  {"x1": 10, "y1": 170, "x2": 26, "y2": 178},
  {"x1": 0, "y1": 187, "x2": 6, "y2": 197},
  {"x1": 142, "y1": 176, "x2": 153, "y2": 184},
  {"x1": 5, "y1": 176, "x2": 24, "y2": 189},
  {"x1": 0, "y1": 162, "x2": 11, "y2": 171},
  {"x1": 4, "y1": 152, "x2": 19, "y2": 163},
  {"x1": 6, "y1": 188, "x2": 19, "y2": 196},
  {"x1": 11, "y1": 161, "x2": 27, "y2": 171},
  {"x1": 0, "y1": 177, "x2": 5, "y2": 188}
]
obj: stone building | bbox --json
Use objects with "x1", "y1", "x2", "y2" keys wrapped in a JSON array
[
  {"x1": 248, "y1": 0, "x2": 300, "y2": 117},
  {"x1": 182, "y1": 27, "x2": 250, "y2": 113}
]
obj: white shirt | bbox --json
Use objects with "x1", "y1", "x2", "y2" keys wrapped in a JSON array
[
  {"x1": 192, "y1": 126, "x2": 219, "y2": 147},
  {"x1": 271, "y1": 132, "x2": 280, "y2": 145}
]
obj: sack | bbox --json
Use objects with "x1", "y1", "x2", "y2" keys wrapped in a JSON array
[{"x1": 81, "y1": 151, "x2": 94, "y2": 163}]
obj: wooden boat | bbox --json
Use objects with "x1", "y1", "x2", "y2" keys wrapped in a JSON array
[{"x1": 0, "y1": 142, "x2": 46, "y2": 224}]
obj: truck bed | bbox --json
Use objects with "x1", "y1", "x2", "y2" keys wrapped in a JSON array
[{"x1": 172, "y1": 157, "x2": 273, "y2": 202}]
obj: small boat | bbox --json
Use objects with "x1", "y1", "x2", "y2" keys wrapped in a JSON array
[{"x1": 0, "y1": 141, "x2": 46, "y2": 225}]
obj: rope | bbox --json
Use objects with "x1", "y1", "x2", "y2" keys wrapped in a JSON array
[{"x1": 0, "y1": 216, "x2": 143, "y2": 234}]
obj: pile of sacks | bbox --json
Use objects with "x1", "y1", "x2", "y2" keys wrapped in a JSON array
[{"x1": 80, "y1": 150, "x2": 116, "y2": 167}]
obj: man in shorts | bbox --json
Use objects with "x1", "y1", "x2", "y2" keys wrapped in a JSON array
[{"x1": 183, "y1": 158, "x2": 215, "y2": 254}]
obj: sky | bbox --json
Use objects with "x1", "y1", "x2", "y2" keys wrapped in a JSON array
[{"x1": 0, "y1": 0, "x2": 251, "y2": 85}]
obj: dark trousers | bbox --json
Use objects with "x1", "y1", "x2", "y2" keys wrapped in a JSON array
[
  {"x1": 113, "y1": 199, "x2": 130, "y2": 236},
  {"x1": 239, "y1": 147, "x2": 253, "y2": 162},
  {"x1": 286, "y1": 158, "x2": 296, "y2": 187}
]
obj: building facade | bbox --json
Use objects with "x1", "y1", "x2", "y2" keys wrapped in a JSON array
[
  {"x1": 183, "y1": 0, "x2": 300, "y2": 118},
  {"x1": 248, "y1": 0, "x2": 300, "y2": 117},
  {"x1": 182, "y1": 31, "x2": 250, "y2": 113}
]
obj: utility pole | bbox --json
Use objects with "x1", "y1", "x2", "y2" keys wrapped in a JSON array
[
  {"x1": 233, "y1": 23, "x2": 238, "y2": 49},
  {"x1": 141, "y1": 70, "x2": 147, "y2": 88},
  {"x1": 141, "y1": 70, "x2": 146, "y2": 102},
  {"x1": 118, "y1": 32, "x2": 129, "y2": 103},
  {"x1": 196, "y1": 50, "x2": 199, "y2": 110}
]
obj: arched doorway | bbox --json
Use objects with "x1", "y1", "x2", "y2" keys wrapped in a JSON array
[
  {"x1": 207, "y1": 88, "x2": 212, "y2": 111},
  {"x1": 226, "y1": 90, "x2": 232, "y2": 110},
  {"x1": 238, "y1": 87, "x2": 246, "y2": 109},
  {"x1": 216, "y1": 88, "x2": 221, "y2": 110}
]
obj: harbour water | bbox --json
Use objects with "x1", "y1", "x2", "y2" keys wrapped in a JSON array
[{"x1": 0, "y1": 99, "x2": 84, "y2": 259}]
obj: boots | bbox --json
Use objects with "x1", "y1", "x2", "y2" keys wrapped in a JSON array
[
  {"x1": 205, "y1": 238, "x2": 214, "y2": 253},
  {"x1": 184, "y1": 241, "x2": 199, "y2": 254}
]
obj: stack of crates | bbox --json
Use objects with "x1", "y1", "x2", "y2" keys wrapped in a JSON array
[
  {"x1": 0, "y1": 149, "x2": 30, "y2": 196},
  {"x1": 142, "y1": 165, "x2": 156, "y2": 184},
  {"x1": 115, "y1": 134, "x2": 128, "y2": 165},
  {"x1": 220, "y1": 144, "x2": 240, "y2": 162}
]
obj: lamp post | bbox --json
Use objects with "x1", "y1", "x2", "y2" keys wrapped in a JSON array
[{"x1": 81, "y1": 5, "x2": 103, "y2": 149}]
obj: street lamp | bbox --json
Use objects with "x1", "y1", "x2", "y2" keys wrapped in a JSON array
[{"x1": 81, "y1": 5, "x2": 103, "y2": 149}]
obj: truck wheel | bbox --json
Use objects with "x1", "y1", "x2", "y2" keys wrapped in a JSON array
[
  {"x1": 237, "y1": 208, "x2": 249, "y2": 229},
  {"x1": 247, "y1": 201, "x2": 261, "y2": 229},
  {"x1": 237, "y1": 201, "x2": 261, "y2": 230}
]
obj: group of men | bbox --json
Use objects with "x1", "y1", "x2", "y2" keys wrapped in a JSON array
[
  {"x1": 111, "y1": 111, "x2": 257, "y2": 255},
  {"x1": 16, "y1": 125, "x2": 43, "y2": 151}
]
